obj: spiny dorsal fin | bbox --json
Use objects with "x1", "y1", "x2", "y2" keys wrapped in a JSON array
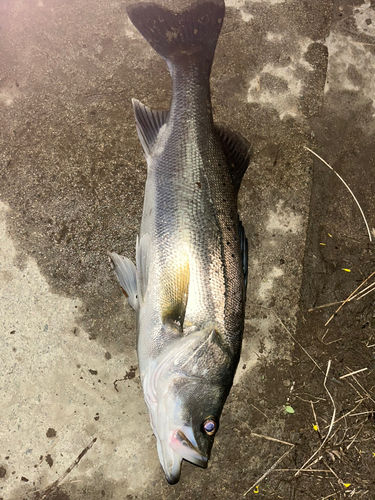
[
  {"x1": 160, "y1": 252, "x2": 190, "y2": 330},
  {"x1": 108, "y1": 251, "x2": 139, "y2": 310},
  {"x1": 132, "y1": 98, "x2": 169, "y2": 156},
  {"x1": 215, "y1": 124, "x2": 252, "y2": 192}
]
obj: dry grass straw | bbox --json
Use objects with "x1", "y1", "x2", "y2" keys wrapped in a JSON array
[
  {"x1": 273, "y1": 468, "x2": 333, "y2": 473},
  {"x1": 309, "y1": 277, "x2": 375, "y2": 313},
  {"x1": 237, "y1": 416, "x2": 295, "y2": 448},
  {"x1": 311, "y1": 401, "x2": 323, "y2": 441},
  {"x1": 242, "y1": 315, "x2": 338, "y2": 494},
  {"x1": 346, "y1": 425, "x2": 364, "y2": 451},
  {"x1": 294, "y1": 360, "x2": 336, "y2": 476},
  {"x1": 243, "y1": 445, "x2": 295, "y2": 497},
  {"x1": 260, "y1": 307, "x2": 325, "y2": 374},
  {"x1": 274, "y1": 313, "x2": 324, "y2": 375},
  {"x1": 248, "y1": 432, "x2": 294, "y2": 447},
  {"x1": 244, "y1": 309, "x2": 373, "y2": 494},
  {"x1": 325, "y1": 400, "x2": 363, "y2": 430},
  {"x1": 339, "y1": 368, "x2": 368, "y2": 379},
  {"x1": 349, "y1": 410, "x2": 375, "y2": 417},
  {"x1": 305, "y1": 147, "x2": 372, "y2": 243},
  {"x1": 325, "y1": 271, "x2": 375, "y2": 325},
  {"x1": 240, "y1": 414, "x2": 295, "y2": 497},
  {"x1": 250, "y1": 403, "x2": 269, "y2": 419}
]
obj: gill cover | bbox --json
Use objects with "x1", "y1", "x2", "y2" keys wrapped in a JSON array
[{"x1": 142, "y1": 327, "x2": 230, "y2": 484}]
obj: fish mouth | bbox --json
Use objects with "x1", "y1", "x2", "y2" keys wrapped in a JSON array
[
  {"x1": 170, "y1": 427, "x2": 208, "y2": 468},
  {"x1": 158, "y1": 424, "x2": 208, "y2": 484}
]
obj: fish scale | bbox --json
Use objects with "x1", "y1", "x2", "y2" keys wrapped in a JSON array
[
  {"x1": 109, "y1": 0, "x2": 251, "y2": 484},
  {"x1": 152, "y1": 70, "x2": 240, "y2": 338}
]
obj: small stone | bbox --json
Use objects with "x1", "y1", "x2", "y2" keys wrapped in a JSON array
[
  {"x1": 46, "y1": 428, "x2": 56, "y2": 438},
  {"x1": 45, "y1": 454, "x2": 53, "y2": 468}
]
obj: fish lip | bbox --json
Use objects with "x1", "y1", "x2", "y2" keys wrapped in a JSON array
[
  {"x1": 165, "y1": 472, "x2": 180, "y2": 485},
  {"x1": 170, "y1": 429, "x2": 208, "y2": 468}
]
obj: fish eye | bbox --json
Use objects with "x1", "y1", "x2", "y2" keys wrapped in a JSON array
[{"x1": 203, "y1": 417, "x2": 217, "y2": 436}]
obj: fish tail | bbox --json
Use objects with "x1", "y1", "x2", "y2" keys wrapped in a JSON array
[{"x1": 127, "y1": 0, "x2": 225, "y2": 74}]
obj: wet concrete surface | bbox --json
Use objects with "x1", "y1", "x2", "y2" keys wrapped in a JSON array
[{"x1": 1, "y1": 0, "x2": 375, "y2": 499}]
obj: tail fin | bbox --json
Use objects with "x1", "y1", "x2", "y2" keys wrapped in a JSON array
[{"x1": 127, "y1": 0, "x2": 225, "y2": 72}]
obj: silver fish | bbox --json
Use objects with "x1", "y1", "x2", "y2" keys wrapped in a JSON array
[{"x1": 109, "y1": 0, "x2": 251, "y2": 484}]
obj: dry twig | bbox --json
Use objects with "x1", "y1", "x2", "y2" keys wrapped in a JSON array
[{"x1": 39, "y1": 437, "x2": 97, "y2": 500}]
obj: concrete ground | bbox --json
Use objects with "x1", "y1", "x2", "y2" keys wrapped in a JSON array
[{"x1": 1, "y1": 0, "x2": 374, "y2": 499}]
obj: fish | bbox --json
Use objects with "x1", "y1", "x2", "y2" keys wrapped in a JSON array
[{"x1": 109, "y1": 0, "x2": 251, "y2": 484}]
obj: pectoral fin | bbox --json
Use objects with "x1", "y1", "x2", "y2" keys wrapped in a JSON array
[
  {"x1": 136, "y1": 234, "x2": 151, "y2": 303},
  {"x1": 108, "y1": 252, "x2": 139, "y2": 310},
  {"x1": 160, "y1": 253, "x2": 190, "y2": 330}
]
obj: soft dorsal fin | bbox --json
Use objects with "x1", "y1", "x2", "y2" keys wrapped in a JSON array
[
  {"x1": 132, "y1": 98, "x2": 169, "y2": 156},
  {"x1": 160, "y1": 252, "x2": 190, "y2": 330},
  {"x1": 108, "y1": 252, "x2": 139, "y2": 310},
  {"x1": 238, "y1": 217, "x2": 248, "y2": 301},
  {"x1": 215, "y1": 125, "x2": 252, "y2": 192}
]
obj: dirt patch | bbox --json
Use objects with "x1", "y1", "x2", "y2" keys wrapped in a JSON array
[{"x1": 239, "y1": 1, "x2": 375, "y2": 497}]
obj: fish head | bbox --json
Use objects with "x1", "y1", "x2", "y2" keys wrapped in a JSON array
[{"x1": 143, "y1": 326, "x2": 236, "y2": 484}]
